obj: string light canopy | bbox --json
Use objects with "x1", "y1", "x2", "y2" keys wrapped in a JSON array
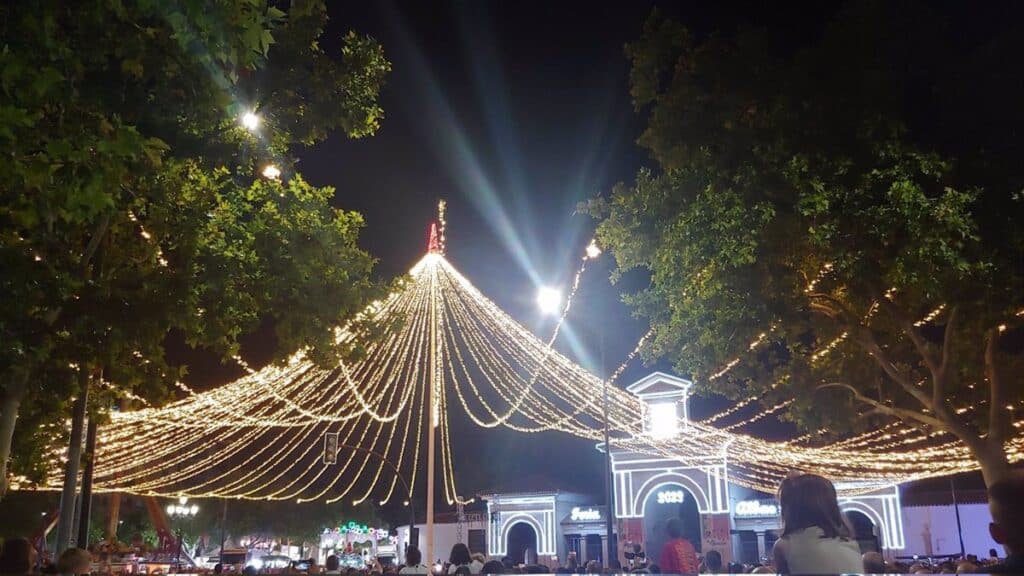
[{"x1": 22, "y1": 212, "x2": 1024, "y2": 502}]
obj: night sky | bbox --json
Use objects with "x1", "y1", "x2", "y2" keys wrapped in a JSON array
[{"x1": 180, "y1": 1, "x2": 1007, "y2": 507}]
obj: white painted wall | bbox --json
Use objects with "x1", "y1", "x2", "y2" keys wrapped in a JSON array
[
  {"x1": 396, "y1": 523, "x2": 468, "y2": 565},
  {"x1": 901, "y1": 504, "x2": 999, "y2": 558}
]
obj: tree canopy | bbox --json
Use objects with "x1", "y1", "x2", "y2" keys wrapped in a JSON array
[
  {"x1": 588, "y1": 2, "x2": 1024, "y2": 484},
  {"x1": 0, "y1": 0, "x2": 390, "y2": 495}
]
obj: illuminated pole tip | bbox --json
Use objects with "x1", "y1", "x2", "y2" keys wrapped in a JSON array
[
  {"x1": 536, "y1": 286, "x2": 562, "y2": 316},
  {"x1": 427, "y1": 222, "x2": 440, "y2": 253},
  {"x1": 241, "y1": 111, "x2": 260, "y2": 131},
  {"x1": 261, "y1": 164, "x2": 282, "y2": 180},
  {"x1": 585, "y1": 240, "x2": 602, "y2": 259}
]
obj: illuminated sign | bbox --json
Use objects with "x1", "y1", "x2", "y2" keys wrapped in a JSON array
[
  {"x1": 570, "y1": 507, "x2": 601, "y2": 521},
  {"x1": 734, "y1": 500, "x2": 778, "y2": 517},
  {"x1": 656, "y1": 490, "x2": 685, "y2": 504}
]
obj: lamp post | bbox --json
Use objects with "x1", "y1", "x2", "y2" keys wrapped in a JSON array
[
  {"x1": 167, "y1": 497, "x2": 199, "y2": 572},
  {"x1": 600, "y1": 330, "x2": 617, "y2": 569}
]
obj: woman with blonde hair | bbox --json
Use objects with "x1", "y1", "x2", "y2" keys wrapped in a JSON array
[{"x1": 771, "y1": 474, "x2": 862, "y2": 574}]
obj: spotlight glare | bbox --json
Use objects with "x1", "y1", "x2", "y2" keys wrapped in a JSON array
[
  {"x1": 585, "y1": 240, "x2": 602, "y2": 259},
  {"x1": 536, "y1": 286, "x2": 562, "y2": 316},
  {"x1": 262, "y1": 164, "x2": 282, "y2": 180},
  {"x1": 241, "y1": 111, "x2": 260, "y2": 131}
]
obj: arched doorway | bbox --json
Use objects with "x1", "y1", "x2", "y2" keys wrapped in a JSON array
[
  {"x1": 642, "y1": 484, "x2": 702, "y2": 565},
  {"x1": 506, "y1": 522, "x2": 538, "y2": 565},
  {"x1": 845, "y1": 510, "x2": 879, "y2": 553}
]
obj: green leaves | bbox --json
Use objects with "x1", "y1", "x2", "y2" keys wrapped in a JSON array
[
  {"x1": 0, "y1": 0, "x2": 389, "y2": 491},
  {"x1": 593, "y1": 6, "x2": 1024, "y2": 445}
]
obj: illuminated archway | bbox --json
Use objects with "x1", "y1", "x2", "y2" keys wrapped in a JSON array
[
  {"x1": 634, "y1": 473, "x2": 711, "y2": 515},
  {"x1": 840, "y1": 501, "x2": 886, "y2": 550}
]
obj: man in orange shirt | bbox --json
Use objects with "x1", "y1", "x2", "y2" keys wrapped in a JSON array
[{"x1": 658, "y1": 518, "x2": 698, "y2": 574}]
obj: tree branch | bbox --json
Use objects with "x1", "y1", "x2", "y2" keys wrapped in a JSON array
[
  {"x1": 817, "y1": 382, "x2": 946, "y2": 429},
  {"x1": 878, "y1": 297, "x2": 941, "y2": 377},
  {"x1": 847, "y1": 324, "x2": 932, "y2": 408},
  {"x1": 939, "y1": 306, "x2": 958, "y2": 379},
  {"x1": 81, "y1": 211, "x2": 111, "y2": 270},
  {"x1": 986, "y1": 327, "x2": 1008, "y2": 446}
]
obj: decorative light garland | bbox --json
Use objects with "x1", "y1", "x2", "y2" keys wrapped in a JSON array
[{"x1": 20, "y1": 239, "x2": 1023, "y2": 502}]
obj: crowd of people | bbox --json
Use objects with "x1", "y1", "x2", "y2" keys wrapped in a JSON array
[{"x1": 2, "y1": 473, "x2": 1021, "y2": 574}]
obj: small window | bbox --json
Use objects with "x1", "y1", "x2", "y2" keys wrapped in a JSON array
[{"x1": 649, "y1": 402, "x2": 679, "y2": 439}]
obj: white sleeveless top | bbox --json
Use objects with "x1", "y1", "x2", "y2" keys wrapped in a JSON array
[{"x1": 776, "y1": 526, "x2": 863, "y2": 574}]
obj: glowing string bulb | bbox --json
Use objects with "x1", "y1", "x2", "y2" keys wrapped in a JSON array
[{"x1": 585, "y1": 240, "x2": 602, "y2": 259}]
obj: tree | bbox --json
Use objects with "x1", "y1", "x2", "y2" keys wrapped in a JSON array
[
  {"x1": 587, "y1": 3, "x2": 1024, "y2": 485},
  {"x1": 0, "y1": 0, "x2": 390, "y2": 496}
]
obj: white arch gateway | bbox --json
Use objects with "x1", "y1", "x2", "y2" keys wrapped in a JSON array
[{"x1": 610, "y1": 372, "x2": 906, "y2": 564}]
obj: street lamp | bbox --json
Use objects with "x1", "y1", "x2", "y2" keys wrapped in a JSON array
[
  {"x1": 536, "y1": 286, "x2": 562, "y2": 316},
  {"x1": 241, "y1": 111, "x2": 260, "y2": 132},
  {"x1": 261, "y1": 164, "x2": 282, "y2": 181},
  {"x1": 167, "y1": 497, "x2": 199, "y2": 571}
]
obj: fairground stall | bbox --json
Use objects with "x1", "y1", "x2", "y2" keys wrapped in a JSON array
[{"x1": 319, "y1": 521, "x2": 398, "y2": 568}]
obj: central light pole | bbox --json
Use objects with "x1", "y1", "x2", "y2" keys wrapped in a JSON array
[{"x1": 426, "y1": 236, "x2": 442, "y2": 567}]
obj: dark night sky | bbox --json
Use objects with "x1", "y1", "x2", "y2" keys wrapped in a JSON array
[
  {"x1": 182, "y1": 1, "x2": 1012, "y2": 507},
  {"x1": 295, "y1": 0, "x2": 834, "y2": 503}
]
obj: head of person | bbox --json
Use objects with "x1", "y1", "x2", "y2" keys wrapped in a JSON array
[
  {"x1": 214, "y1": 563, "x2": 224, "y2": 575},
  {"x1": 862, "y1": 551, "x2": 885, "y2": 573},
  {"x1": 483, "y1": 560, "x2": 505, "y2": 574},
  {"x1": 406, "y1": 546, "x2": 423, "y2": 567},
  {"x1": 955, "y1": 560, "x2": 979, "y2": 574},
  {"x1": 450, "y1": 543, "x2": 472, "y2": 566},
  {"x1": 57, "y1": 545, "x2": 91, "y2": 569},
  {"x1": 665, "y1": 517, "x2": 685, "y2": 540},
  {"x1": 326, "y1": 554, "x2": 341, "y2": 572},
  {"x1": 704, "y1": 550, "x2": 722, "y2": 573},
  {"x1": 989, "y1": 473, "x2": 1024, "y2": 556},
  {"x1": 472, "y1": 553, "x2": 486, "y2": 564},
  {"x1": 778, "y1": 473, "x2": 851, "y2": 539},
  {"x1": 0, "y1": 538, "x2": 36, "y2": 573},
  {"x1": 243, "y1": 566, "x2": 259, "y2": 576}
]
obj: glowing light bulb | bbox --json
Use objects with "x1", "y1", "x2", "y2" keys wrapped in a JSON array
[
  {"x1": 241, "y1": 111, "x2": 260, "y2": 131},
  {"x1": 262, "y1": 164, "x2": 282, "y2": 180},
  {"x1": 585, "y1": 241, "x2": 602, "y2": 259},
  {"x1": 536, "y1": 286, "x2": 562, "y2": 316}
]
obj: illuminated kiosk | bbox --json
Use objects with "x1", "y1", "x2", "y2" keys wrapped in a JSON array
[{"x1": 607, "y1": 372, "x2": 906, "y2": 565}]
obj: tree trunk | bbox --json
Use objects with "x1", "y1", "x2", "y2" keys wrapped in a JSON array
[
  {"x1": 55, "y1": 370, "x2": 90, "y2": 554},
  {"x1": 973, "y1": 442, "x2": 1011, "y2": 487},
  {"x1": 0, "y1": 370, "x2": 29, "y2": 499}
]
